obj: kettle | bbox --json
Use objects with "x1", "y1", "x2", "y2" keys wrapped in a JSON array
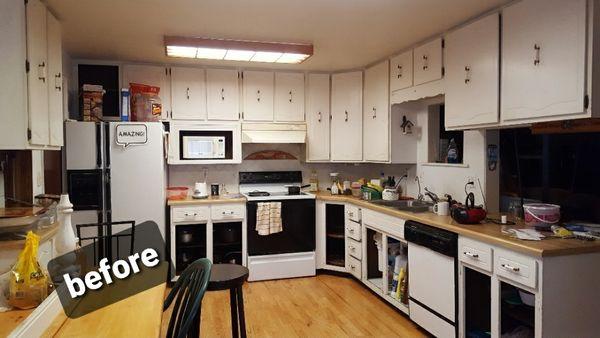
[{"x1": 451, "y1": 192, "x2": 487, "y2": 224}]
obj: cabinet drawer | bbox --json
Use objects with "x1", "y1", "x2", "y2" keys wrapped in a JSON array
[
  {"x1": 459, "y1": 237, "x2": 493, "y2": 273},
  {"x1": 172, "y1": 206, "x2": 210, "y2": 223},
  {"x1": 346, "y1": 255, "x2": 362, "y2": 279},
  {"x1": 211, "y1": 203, "x2": 245, "y2": 221},
  {"x1": 346, "y1": 237, "x2": 362, "y2": 260},
  {"x1": 345, "y1": 205, "x2": 361, "y2": 222},
  {"x1": 345, "y1": 220, "x2": 361, "y2": 241},
  {"x1": 494, "y1": 248, "x2": 537, "y2": 289}
]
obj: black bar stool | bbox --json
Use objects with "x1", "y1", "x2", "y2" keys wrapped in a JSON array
[{"x1": 207, "y1": 264, "x2": 249, "y2": 338}]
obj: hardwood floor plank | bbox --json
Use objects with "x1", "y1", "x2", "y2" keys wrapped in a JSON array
[{"x1": 161, "y1": 274, "x2": 427, "y2": 337}]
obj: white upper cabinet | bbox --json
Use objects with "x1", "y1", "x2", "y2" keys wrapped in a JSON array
[
  {"x1": 242, "y1": 70, "x2": 274, "y2": 121},
  {"x1": 122, "y1": 64, "x2": 171, "y2": 120},
  {"x1": 171, "y1": 67, "x2": 207, "y2": 120},
  {"x1": 501, "y1": 0, "x2": 587, "y2": 122},
  {"x1": 306, "y1": 74, "x2": 330, "y2": 161},
  {"x1": 445, "y1": 13, "x2": 500, "y2": 129},
  {"x1": 331, "y1": 71, "x2": 363, "y2": 162},
  {"x1": 413, "y1": 38, "x2": 443, "y2": 86},
  {"x1": 206, "y1": 68, "x2": 240, "y2": 121},
  {"x1": 363, "y1": 60, "x2": 389, "y2": 162},
  {"x1": 275, "y1": 72, "x2": 305, "y2": 122},
  {"x1": 390, "y1": 50, "x2": 413, "y2": 92},
  {"x1": 47, "y1": 11, "x2": 63, "y2": 146},
  {"x1": 27, "y1": 0, "x2": 49, "y2": 146}
]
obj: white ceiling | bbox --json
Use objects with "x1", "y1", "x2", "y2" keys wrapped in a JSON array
[{"x1": 47, "y1": 0, "x2": 509, "y2": 71}]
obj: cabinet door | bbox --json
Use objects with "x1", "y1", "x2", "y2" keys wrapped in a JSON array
[
  {"x1": 331, "y1": 71, "x2": 362, "y2": 162},
  {"x1": 47, "y1": 12, "x2": 63, "y2": 146},
  {"x1": 413, "y1": 38, "x2": 443, "y2": 86},
  {"x1": 207, "y1": 68, "x2": 240, "y2": 121},
  {"x1": 306, "y1": 74, "x2": 330, "y2": 161},
  {"x1": 275, "y1": 72, "x2": 305, "y2": 122},
  {"x1": 122, "y1": 64, "x2": 171, "y2": 120},
  {"x1": 242, "y1": 70, "x2": 274, "y2": 121},
  {"x1": 390, "y1": 50, "x2": 413, "y2": 91},
  {"x1": 445, "y1": 13, "x2": 499, "y2": 129},
  {"x1": 363, "y1": 60, "x2": 389, "y2": 162},
  {"x1": 501, "y1": 0, "x2": 587, "y2": 122},
  {"x1": 26, "y1": 0, "x2": 49, "y2": 146},
  {"x1": 171, "y1": 67, "x2": 207, "y2": 120}
]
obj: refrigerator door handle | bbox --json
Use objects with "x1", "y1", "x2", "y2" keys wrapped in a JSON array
[
  {"x1": 104, "y1": 123, "x2": 111, "y2": 168},
  {"x1": 95, "y1": 123, "x2": 102, "y2": 168}
]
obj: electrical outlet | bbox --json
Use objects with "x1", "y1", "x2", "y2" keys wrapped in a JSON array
[{"x1": 466, "y1": 177, "x2": 477, "y2": 191}]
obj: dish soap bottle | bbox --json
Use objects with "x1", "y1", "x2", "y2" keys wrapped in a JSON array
[
  {"x1": 309, "y1": 170, "x2": 319, "y2": 192},
  {"x1": 447, "y1": 138, "x2": 459, "y2": 163}
]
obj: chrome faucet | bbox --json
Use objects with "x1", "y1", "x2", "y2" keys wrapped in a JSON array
[
  {"x1": 424, "y1": 187, "x2": 439, "y2": 203},
  {"x1": 415, "y1": 176, "x2": 424, "y2": 201}
]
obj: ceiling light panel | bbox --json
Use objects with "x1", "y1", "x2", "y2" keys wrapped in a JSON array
[
  {"x1": 251, "y1": 51, "x2": 283, "y2": 62},
  {"x1": 195, "y1": 47, "x2": 227, "y2": 60},
  {"x1": 166, "y1": 46, "x2": 197, "y2": 58},
  {"x1": 276, "y1": 53, "x2": 311, "y2": 64},
  {"x1": 224, "y1": 49, "x2": 255, "y2": 61}
]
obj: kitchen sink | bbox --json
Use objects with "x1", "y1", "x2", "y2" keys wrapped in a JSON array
[{"x1": 369, "y1": 199, "x2": 434, "y2": 213}]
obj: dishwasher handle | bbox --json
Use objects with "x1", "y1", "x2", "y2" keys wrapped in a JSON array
[{"x1": 405, "y1": 221, "x2": 458, "y2": 258}]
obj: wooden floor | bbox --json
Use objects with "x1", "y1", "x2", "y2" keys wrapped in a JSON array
[{"x1": 161, "y1": 273, "x2": 427, "y2": 337}]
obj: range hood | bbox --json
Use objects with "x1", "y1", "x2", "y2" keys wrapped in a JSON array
[{"x1": 241, "y1": 123, "x2": 307, "y2": 143}]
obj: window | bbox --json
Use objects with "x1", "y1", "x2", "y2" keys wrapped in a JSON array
[{"x1": 428, "y1": 104, "x2": 464, "y2": 164}]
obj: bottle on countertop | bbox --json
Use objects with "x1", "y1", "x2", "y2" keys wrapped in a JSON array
[{"x1": 309, "y1": 170, "x2": 319, "y2": 192}]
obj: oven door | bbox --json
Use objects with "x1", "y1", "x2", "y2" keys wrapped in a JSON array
[{"x1": 246, "y1": 199, "x2": 315, "y2": 256}]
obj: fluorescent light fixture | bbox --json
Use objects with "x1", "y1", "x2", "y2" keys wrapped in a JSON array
[
  {"x1": 164, "y1": 36, "x2": 313, "y2": 64},
  {"x1": 196, "y1": 47, "x2": 227, "y2": 59},
  {"x1": 252, "y1": 51, "x2": 283, "y2": 62},
  {"x1": 224, "y1": 49, "x2": 256, "y2": 61},
  {"x1": 276, "y1": 53, "x2": 311, "y2": 64},
  {"x1": 166, "y1": 46, "x2": 197, "y2": 58}
]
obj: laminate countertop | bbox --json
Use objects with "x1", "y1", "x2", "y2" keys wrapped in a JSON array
[
  {"x1": 167, "y1": 194, "x2": 247, "y2": 206},
  {"x1": 314, "y1": 192, "x2": 600, "y2": 258}
]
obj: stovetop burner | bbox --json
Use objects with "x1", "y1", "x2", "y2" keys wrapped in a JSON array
[{"x1": 247, "y1": 191, "x2": 271, "y2": 197}]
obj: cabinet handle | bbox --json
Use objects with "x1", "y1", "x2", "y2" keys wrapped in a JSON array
[
  {"x1": 397, "y1": 65, "x2": 403, "y2": 78},
  {"x1": 257, "y1": 89, "x2": 261, "y2": 102},
  {"x1": 349, "y1": 246, "x2": 356, "y2": 251},
  {"x1": 422, "y1": 55, "x2": 429, "y2": 70},
  {"x1": 221, "y1": 88, "x2": 225, "y2": 100},
  {"x1": 463, "y1": 251, "x2": 478, "y2": 259},
  {"x1": 501, "y1": 263, "x2": 520, "y2": 272},
  {"x1": 54, "y1": 73, "x2": 62, "y2": 91},
  {"x1": 222, "y1": 211, "x2": 235, "y2": 215},
  {"x1": 344, "y1": 110, "x2": 348, "y2": 122},
  {"x1": 348, "y1": 212, "x2": 354, "y2": 217},
  {"x1": 534, "y1": 44, "x2": 541, "y2": 66},
  {"x1": 318, "y1": 111, "x2": 322, "y2": 122},
  {"x1": 38, "y1": 62, "x2": 46, "y2": 82},
  {"x1": 350, "y1": 264, "x2": 356, "y2": 270},
  {"x1": 289, "y1": 90, "x2": 293, "y2": 103},
  {"x1": 464, "y1": 66, "x2": 471, "y2": 84},
  {"x1": 372, "y1": 107, "x2": 376, "y2": 119},
  {"x1": 186, "y1": 87, "x2": 190, "y2": 100},
  {"x1": 347, "y1": 227, "x2": 354, "y2": 233}
]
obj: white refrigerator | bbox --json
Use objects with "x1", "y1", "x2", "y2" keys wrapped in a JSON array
[{"x1": 65, "y1": 121, "x2": 167, "y2": 240}]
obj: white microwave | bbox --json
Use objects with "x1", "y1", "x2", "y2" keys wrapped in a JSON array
[
  {"x1": 168, "y1": 122, "x2": 241, "y2": 164},
  {"x1": 182, "y1": 135, "x2": 225, "y2": 159}
]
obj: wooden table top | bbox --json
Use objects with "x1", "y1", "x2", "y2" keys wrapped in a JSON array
[
  {"x1": 315, "y1": 192, "x2": 600, "y2": 257},
  {"x1": 46, "y1": 283, "x2": 166, "y2": 338}
]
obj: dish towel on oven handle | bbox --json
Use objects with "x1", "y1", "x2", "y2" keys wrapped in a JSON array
[{"x1": 256, "y1": 202, "x2": 282, "y2": 235}]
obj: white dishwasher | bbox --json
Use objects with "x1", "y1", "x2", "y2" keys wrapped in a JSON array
[{"x1": 405, "y1": 221, "x2": 458, "y2": 338}]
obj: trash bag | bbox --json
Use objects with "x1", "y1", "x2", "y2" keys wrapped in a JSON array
[{"x1": 7, "y1": 231, "x2": 49, "y2": 309}]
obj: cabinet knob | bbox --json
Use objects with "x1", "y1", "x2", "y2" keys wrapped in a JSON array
[
  {"x1": 463, "y1": 251, "x2": 478, "y2": 259},
  {"x1": 186, "y1": 87, "x2": 190, "y2": 100},
  {"x1": 534, "y1": 44, "x2": 541, "y2": 66},
  {"x1": 350, "y1": 264, "x2": 356, "y2": 270},
  {"x1": 397, "y1": 65, "x2": 403, "y2": 78},
  {"x1": 344, "y1": 111, "x2": 348, "y2": 122},
  {"x1": 221, "y1": 88, "x2": 225, "y2": 100},
  {"x1": 318, "y1": 111, "x2": 322, "y2": 122},
  {"x1": 372, "y1": 107, "x2": 376, "y2": 119},
  {"x1": 257, "y1": 89, "x2": 261, "y2": 102},
  {"x1": 501, "y1": 263, "x2": 520, "y2": 272},
  {"x1": 464, "y1": 66, "x2": 471, "y2": 84},
  {"x1": 289, "y1": 90, "x2": 293, "y2": 103},
  {"x1": 422, "y1": 55, "x2": 429, "y2": 71},
  {"x1": 55, "y1": 73, "x2": 62, "y2": 91},
  {"x1": 38, "y1": 62, "x2": 46, "y2": 82},
  {"x1": 347, "y1": 227, "x2": 354, "y2": 233}
]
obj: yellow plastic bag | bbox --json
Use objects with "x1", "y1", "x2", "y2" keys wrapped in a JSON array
[{"x1": 7, "y1": 231, "x2": 49, "y2": 309}]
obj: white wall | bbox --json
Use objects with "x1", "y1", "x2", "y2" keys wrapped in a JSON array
[{"x1": 31, "y1": 150, "x2": 45, "y2": 200}]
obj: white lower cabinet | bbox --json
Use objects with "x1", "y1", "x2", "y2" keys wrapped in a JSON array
[{"x1": 170, "y1": 203, "x2": 246, "y2": 281}]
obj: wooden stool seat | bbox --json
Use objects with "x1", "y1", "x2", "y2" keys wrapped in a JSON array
[{"x1": 207, "y1": 264, "x2": 249, "y2": 338}]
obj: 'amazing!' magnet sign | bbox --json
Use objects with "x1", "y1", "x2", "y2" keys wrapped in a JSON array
[{"x1": 115, "y1": 124, "x2": 147, "y2": 147}]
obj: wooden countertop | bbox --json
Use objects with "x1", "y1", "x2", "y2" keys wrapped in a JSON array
[
  {"x1": 315, "y1": 192, "x2": 600, "y2": 258},
  {"x1": 0, "y1": 221, "x2": 60, "y2": 251},
  {"x1": 167, "y1": 194, "x2": 246, "y2": 206},
  {"x1": 45, "y1": 283, "x2": 166, "y2": 338}
]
